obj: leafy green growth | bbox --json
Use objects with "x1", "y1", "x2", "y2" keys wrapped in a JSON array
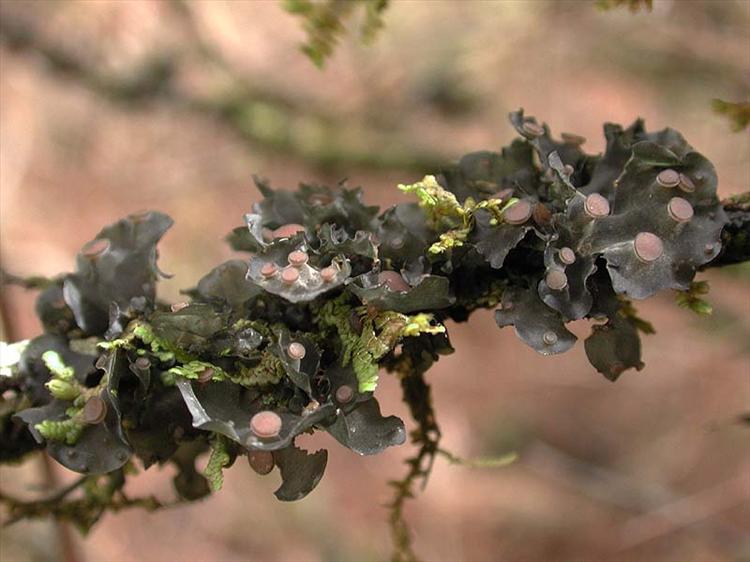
[
  {"x1": 399, "y1": 175, "x2": 514, "y2": 255},
  {"x1": 595, "y1": 0, "x2": 652, "y2": 12},
  {"x1": 284, "y1": 0, "x2": 389, "y2": 68},
  {"x1": 168, "y1": 361, "x2": 227, "y2": 383},
  {"x1": 317, "y1": 296, "x2": 445, "y2": 392},
  {"x1": 204, "y1": 434, "x2": 231, "y2": 492},
  {"x1": 35, "y1": 418, "x2": 84, "y2": 445},
  {"x1": 675, "y1": 281, "x2": 713, "y2": 316},
  {"x1": 42, "y1": 350, "x2": 75, "y2": 380},
  {"x1": 42, "y1": 351, "x2": 82, "y2": 400},
  {"x1": 712, "y1": 99, "x2": 750, "y2": 132},
  {"x1": 618, "y1": 298, "x2": 656, "y2": 334}
]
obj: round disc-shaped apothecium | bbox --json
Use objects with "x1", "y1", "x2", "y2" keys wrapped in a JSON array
[
  {"x1": 83, "y1": 396, "x2": 107, "y2": 425},
  {"x1": 288, "y1": 251, "x2": 309, "y2": 267},
  {"x1": 584, "y1": 193, "x2": 610, "y2": 219},
  {"x1": 287, "y1": 342, "x2": 306, "y2": 360},
  {"x1": 281, "y1": 266, "x2": 300, "y2": 285},
  {"x1": 503, "y1": 199, "x2": 533, "y2": 225},
  {"x1": 633, "y1": 232, "x2": 664, "y2": 262},
  {"x1": 134, "y1": 357, "x2": 151, "y2": 370},
  {"x1": 678, "y1": 173, "x2": 696, "y2": 193},
  {"x1": 271, "y1": 224, "x2": 305, "y2": 239},
  {"x1": 335, "y1": 385, "x2": 355, "y2": 404},
  {"x1": 558, "y1": 247, "x2": 576, "y2": 265},
  {"x1": 378, "y1": 270, "x2": 410, "y2": 292},
  {"x1": 81, "y1": 238, "x2": 111, "y2": 259},
  {"x1": 250, "y1": 411, "x2": 283, "y2": 439},
  {"x1": 247, "y1": 450, "x2": 275, "y2": 475},
  {"x1": 667, "y1": 197, "x2": 694, "y2": 223},
  {"x1": 260, "y1": 262, "x2": 278, "y2": 278},
  {"x1": 545, "y1": 269, "x2": 569, "y2": 291},
  {"x1": 197, "y1": 367, "x2": 214, "y2": 384},
  {"x1": 656, "y1": 169, "x2": 680, "y2": 188},
  {"x1": 561, "y1": 132, "x2": 586, "y2": 146},
  {"x1": 542, "y1": 331, "x2": 558, "y2": 346},
  {"x1": 320, "y1": 266, "x2": 337, "y2": 283},
  {"x1": 522, "y1": 121, "x2": 545, "y2": 137}
]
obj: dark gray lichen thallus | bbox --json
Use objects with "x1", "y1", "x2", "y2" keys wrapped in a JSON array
[
  {"x1": 472, "y1": 199, "x2": 537, "y2": 269},
  {"x1": 585, "y1": 142, "x2": 727, "y2": 299},
  {"x1": 583, "y1": 275, "x2": 645, "y2": 381},
  {"x1": 495, "y1": 286, "x2": 576, "y2": 356},
  {"x1": 63, "y1": 211, "x2": 173, "y2": 335},
  {"x1": 508, "y1": 109, "x2": 588, "y2": 182},
  {"x1": 318, "y1": 363, "x2": 405, "y2": 456},
  {"x1": 175, "y1": 379, "x2": 335, "y2": 453},
  {"x1": 377, "y1": 203, "x2": 435, "y2": 268},
  {"x1": 538, "y1": 227, "x2": 597, "y2": 321},
  {"x1": 348, "y1": 271, "x2": 454, "y2": 314},
  {"x1": 274, "y1": 329, "x2": 321, "y2": 396},
  {"x1": 245, "y1": 241, "x2": 351, "y2": 303},
  {"x1": 175, "y1": 379, "x2": 330, "y2": 501},
  {"x1": 17, "y1": 389, "x2": 132, "y2": 475}
]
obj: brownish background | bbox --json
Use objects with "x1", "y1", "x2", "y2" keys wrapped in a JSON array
[{"x1": 1, "y1": 1, "x2": 748, "y2": 561}]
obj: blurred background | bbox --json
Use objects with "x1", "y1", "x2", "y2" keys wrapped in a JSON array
[{"x1": 1, "y1": 1, "x2": 748, "y2": 561}]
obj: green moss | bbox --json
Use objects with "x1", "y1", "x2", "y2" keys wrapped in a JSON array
[
  {"x1": 42, "y1": 351, "x2": 75, "y2": 381},
  {"x1": 204, "y1": 434, "x2": 230, "y2": 492},
  {"x1": 35, "y1": 418, "x2": 84, "y2": 445},
  {"x1": 230, "y1": 352, "x2": 285, "y2": 387},
  {"x1": 400, "y1": 175, "x2": 516, "y2": 255},
  {"x1": 317, "y1": 296, "x2": 446, "y2": 392},
  {"x1": 675, "y1": 281, "x2": 713, "y2": 316}
]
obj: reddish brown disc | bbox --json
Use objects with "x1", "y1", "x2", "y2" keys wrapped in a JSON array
[
  {"x1": 288, "y1": 250, "x2": 309, "y2": 267},
  {"x1": 287, "y1": 342, "x2": 306, "y2": 360},
  {"x1": 134, "y1": 357, "x2": 151, "y2": 370},
  {"x1": 678, "y1": 173, "x2": 696, "y2": 193},
  {"x1": 335, "y1": 385, "x2": 355, "y2": 404},
  {"x1": 532, "y1": 202, "x2": 552, "y2": 226},
  {"x1": 656, "y1": 169, "x2": 680, "y2": 188},
  {"x1": 171, "y1": 302, "x2": 189, "y2": 312},
  {"x1": 320, "y1": 266, "x2": 337, "y2": 283},
  {"x1": 197, "y1": 367, "x2": 214, "y2": 384},
  {"x1": 584, "y1": 193, "x2": 610, "y2": 219},
  {"x1": 633, "y1": 232, "x2": 664, "y2": 262},
  {"x1": 307, "y1": 193, "x2": 333, "y2": 207},
  {"x1": 542, "y1": 331, "x2": 558, "y2": 346},
  {"x1": 250, "y1": 411, "x2": 283, "y2": 439},
  {"x1": 281, "y1": 267, "x2": 300, "y2": 285},
  {"x1": 260, "y1": 262, "x2": 278, "y2": 278},
  {"x1": 81, "y1": 238, "x2": 110, "y2": 259},
  {"x1": 667, "y1": 197, "x2": 694, "y2": 223},
  {"x1": 558, "y1": 247, "x2": 576, "y2": 265},
  {"x1": 561, "y1": 132, "x2": 586, "y2": 146},
  {"x1": 378, "y1": 270, "x2": 410, "y2": 292},
  {"x1": 247, "y1": 450, "x2": 275, "y2": 475},
  {"x1": 522, "y1": 121, "x2": 545, "y2": 137},
  {"x1": 128, "y1": 210, "x2": 151, "y2": 222},
  {"x1": 504, "y1": 199, "x2": 533, "y2": 225},
  {"x1": 83, "y1": 396, "x2": 107, "y2": 425},
  {"x1": 545, "y1": 269, "x2": 568, "y2": 291},
  {"x1": 271, "y1": 224, "x2": 305, "y2": 239}
]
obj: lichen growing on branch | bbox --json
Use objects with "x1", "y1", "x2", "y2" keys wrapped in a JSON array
[{"x1": 1, "y1": 110, "x2": 748, "y2": 560}]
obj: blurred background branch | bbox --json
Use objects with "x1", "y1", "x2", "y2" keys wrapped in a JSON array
[{"x1": 0, "y1": 8, "x2": 446, "y2": 174}]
